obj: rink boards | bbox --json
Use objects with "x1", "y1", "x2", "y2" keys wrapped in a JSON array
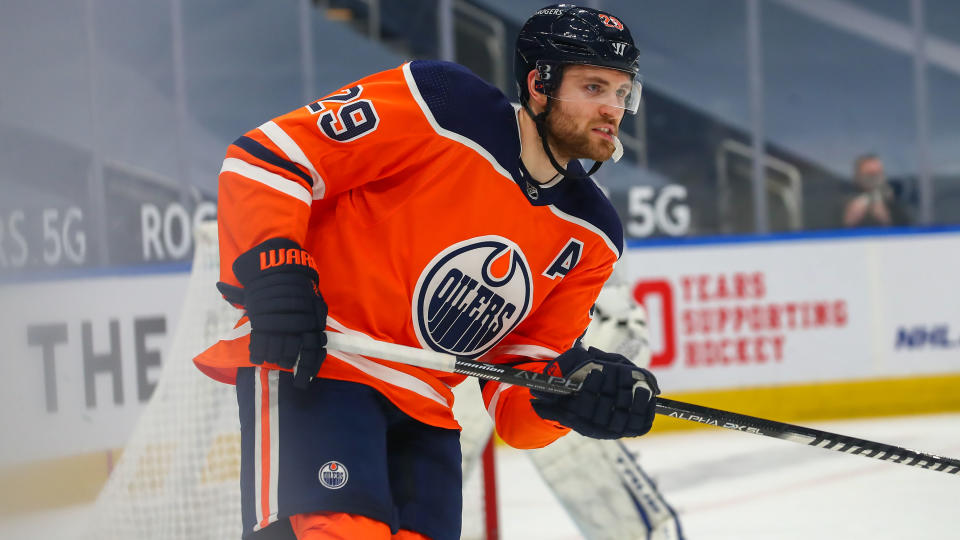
[
  {"x1": 622, "y1": 227, "x2": 960, "y2": 430},
  {"x1": 1, "y1": 227, "x2": 959, "y2": 513}
]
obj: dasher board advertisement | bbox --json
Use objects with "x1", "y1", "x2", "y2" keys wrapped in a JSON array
[{"x1": 624, "y1": 230, "x2": 960, "y2": 393}]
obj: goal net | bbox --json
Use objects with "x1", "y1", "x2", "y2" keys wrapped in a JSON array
[{"x1": 83, "y1": 221, "x2": 498, "y2": 539}]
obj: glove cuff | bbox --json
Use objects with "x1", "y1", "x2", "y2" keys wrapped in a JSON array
[{"x1": 232, "y1": 238, "x2": 319, "y2": 285}]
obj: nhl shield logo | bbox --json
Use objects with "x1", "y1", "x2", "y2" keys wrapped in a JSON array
[
  {"x1": 319, "y1": 461, "x2": 349, "y2": 489},
  {"x1": 414, "y1": 236, "x2": 533, "y2": 358}
]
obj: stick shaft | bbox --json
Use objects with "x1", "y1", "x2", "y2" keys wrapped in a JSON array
[
  {"x1": 655, "y1": 398, "x2": 960, "y2": 475},
  {"x1": 325, "y1": 332, "x2": 960, "y2": 476},
  {"x1": 326, "y1": 331, "x2": 584, "y2": 394}
]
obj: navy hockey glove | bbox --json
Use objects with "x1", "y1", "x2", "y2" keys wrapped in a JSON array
[
  {"x1": 530, "y1": 346, "x2": 660, "y2": 439},
  {"x1": 216, "y1": 238, "x2": 327, "y2": 389}
]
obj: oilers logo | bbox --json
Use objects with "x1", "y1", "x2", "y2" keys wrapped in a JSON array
[
  {"x1": 414, "y1": 236, "x2": 533, "y2": 358},
  {"x1": 319, "y1": 461, "x2": 349, "y2": 489}
]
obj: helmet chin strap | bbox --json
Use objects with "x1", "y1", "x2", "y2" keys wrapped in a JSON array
[{"x1": 521, "y1": 99, "x2": 603, "y2": 181}]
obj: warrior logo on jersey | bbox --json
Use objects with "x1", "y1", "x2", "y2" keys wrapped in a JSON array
[
  {"x1": 318, "y1": 461, "x2": 349, "y2": 489},
  {"x1": 414, "y1": 236, "x2": 533, "y2": 358}
]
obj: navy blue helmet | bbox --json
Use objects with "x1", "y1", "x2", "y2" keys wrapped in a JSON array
[{"x1": 515, "y1": 4, "x2": 641, "y2": 108}]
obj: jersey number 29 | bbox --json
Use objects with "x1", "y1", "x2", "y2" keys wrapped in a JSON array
[{"x1": 306, "y1": 85, "x2": 380, "y2": 142}]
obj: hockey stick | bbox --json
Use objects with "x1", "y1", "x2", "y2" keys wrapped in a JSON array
[{"x1": 325, "y1": 332, "x2": 960, "y2": 475}]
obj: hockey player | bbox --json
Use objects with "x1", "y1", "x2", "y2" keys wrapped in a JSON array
[{"x1": 194, "y1": 4, "x2": 660, "y2": 539}]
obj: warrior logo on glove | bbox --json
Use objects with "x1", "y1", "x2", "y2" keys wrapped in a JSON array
[
  {"x1": 217, "y1": 238, "x2": 329, "y2": 389},
  {"x1": 259, "y1": 246, "x2": 320, "y2": 276}
]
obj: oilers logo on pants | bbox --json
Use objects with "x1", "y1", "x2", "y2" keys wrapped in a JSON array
[{"x1": 319, "y1": 461, "x2": 349, "y2": 490}]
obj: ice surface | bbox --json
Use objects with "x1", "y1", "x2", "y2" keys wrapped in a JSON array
[{"x1": 3, "y1": 412, "x2": 957, "y2": 539}]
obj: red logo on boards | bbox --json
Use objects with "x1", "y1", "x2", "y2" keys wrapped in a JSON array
[{"x1": 633, "y1": 273, "x2": 849, "y2": 370}]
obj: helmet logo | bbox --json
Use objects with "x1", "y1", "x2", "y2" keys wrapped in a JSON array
[
  {"x1": 611, "y1": 42, "x2": 627, "y2": 56},
  {"x1": 537, "y1": 63, "x2": 553, "y2": 81},
  {"x1": 598, "y1": 14, "x2": 624, "y2": 31}
]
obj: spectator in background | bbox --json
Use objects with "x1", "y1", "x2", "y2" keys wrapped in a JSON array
[{"x1": 842, "y1": 154, "x2": 911, "y2": 227}]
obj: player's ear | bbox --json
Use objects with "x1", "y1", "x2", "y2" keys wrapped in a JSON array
[{"x1": 527, "y1": 69, "x2": 548, "y2": 108}]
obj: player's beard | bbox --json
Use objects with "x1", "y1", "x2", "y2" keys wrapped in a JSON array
[{"x1": 544, "y1": 100, "x2": 616, "y2": 163}]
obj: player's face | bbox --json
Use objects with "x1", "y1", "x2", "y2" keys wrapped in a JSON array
[{"x1": 546, "y1": 65, "x2": 631, "y2": 163}]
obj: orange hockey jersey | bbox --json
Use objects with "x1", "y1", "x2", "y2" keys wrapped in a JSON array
[{"x1": 194, "y1": 61, "x2": 624, "y2": 449}]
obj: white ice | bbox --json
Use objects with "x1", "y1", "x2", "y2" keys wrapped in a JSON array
[
  {"x1": 497, "y1": 412, "x2": 960, "y2": 539},
  {"x1": 2, "y1": 412, "x2": 957, "y2": 539}
]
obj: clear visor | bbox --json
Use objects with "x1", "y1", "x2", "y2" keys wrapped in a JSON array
[{"x1": 544, "y1": 63, "x2": 643, "y2": 114}]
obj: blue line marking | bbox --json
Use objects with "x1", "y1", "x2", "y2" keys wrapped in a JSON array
[
  {"x1": 625, "y1": 225, "x2": 960, "y2": 249},
  {"x1": 0, "y1": 261, "x2": 192, "y2": 285}
]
